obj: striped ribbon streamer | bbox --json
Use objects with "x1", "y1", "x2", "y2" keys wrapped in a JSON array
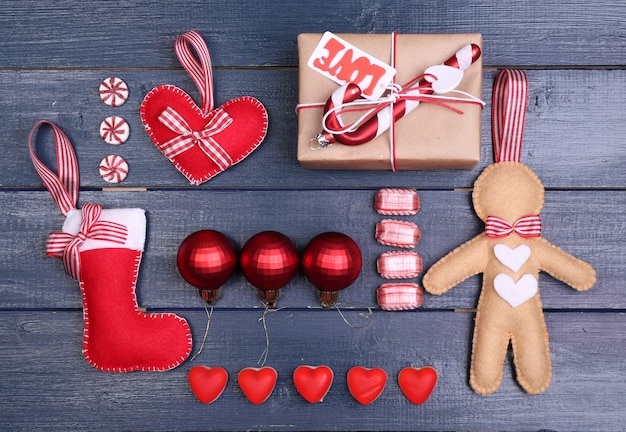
[
  {"x1": 29, "y1": 121, "x2": 128, "y2": 280},
  {"x1": 28, "y1": 121, "x2": 79, "y2": 216},
  {"x1": 485, "y1": 215, "x2": 542, "y2": 238},
  {"x1": 175, "y1": 30, "x2": 215, "y2": 115},
  {"x1": 157, "y1": 106, "x2": 234, "y2": 170},
  {"x1": 492, "y1": 69, "x2": 529, "y2": 162}
]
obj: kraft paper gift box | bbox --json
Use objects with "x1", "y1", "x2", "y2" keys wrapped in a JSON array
[{"x1": 297, "y1": 33, "x2": 483, "y2": 170}]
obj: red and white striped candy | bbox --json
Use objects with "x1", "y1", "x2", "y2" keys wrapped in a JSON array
[
  {"x1": 319, "y1": 44, "x2": 482, "y2": 147},
  {"x1": 99, "y1": 77, "x2": 129, "y2": 107},
  {"x1": 100, "y1": 116, "x2": 130, "y2": 145},
  {"x1": 375, "y1": 188, "x2": 420, "y2": 215},
  {"x1": 377, "y1": 251, "x2": 422, "y2": 279},
  {"x1": 377, "y1": 283, "x2": 423, "y2": 311},
  {"x1": 99, "y1": 155, "x2": 128, "y2": 183},
  {"x1": 375, "y1": 219, "x2": 421, "y2": 248}
]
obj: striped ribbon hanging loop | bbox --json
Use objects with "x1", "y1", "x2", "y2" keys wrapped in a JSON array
[
  {"x1": 175, "y1": 30, "x2": 215, "y2": 116},
  {"x1": 29, "y1": 121, "x2": 129, "y2": 280},
  {"x1": 491, "y1": 69, "x2": 529, "y2": 163},
  {"x1": 29, "y1": 121, "x2": 79, "y2": 216}
]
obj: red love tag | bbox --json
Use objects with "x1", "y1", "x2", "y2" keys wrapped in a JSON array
[
  {"x1": 188, "y1": 366, "x2": 228, "y2": 404},
  {"x1": 346, "y1": 366, "x2": 387, "y2": 405},
  {"x1": 307, "y1": 32, "x2": 396, "y2": 100},
  {"x1": 293, "y1": 365, "x2": 334, "y2": 404},
  {"x1": 397, "y1": 366, "x2": 438, "y2": 405},
  {"x1": 237, "y1": 367, "x2": 278, "y2": 405}
]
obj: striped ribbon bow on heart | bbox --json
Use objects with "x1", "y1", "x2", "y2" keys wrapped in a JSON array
[
  {"x1": 46, "y1": 203, "x2": 128, "y2": 280},
  {"x1": 484, "y1": 215, "x2": 542, "y2": 238},
  {"x1": 157, "y1": 106, "x2": 234, "y2": 171}
]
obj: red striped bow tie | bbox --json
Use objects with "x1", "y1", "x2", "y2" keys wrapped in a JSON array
[{"x1": 484, "y1": 215, "x2": 542, "y2": 238}]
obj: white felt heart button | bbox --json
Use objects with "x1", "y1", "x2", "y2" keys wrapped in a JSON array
[
  {"x1": 493, "y1": 244, "x2": 531, "y2": 273},
  {"x1": 423, "y1": 65, "x2": 464, "y2": 94},
  {"x1": 493, "y1": 274, "x2": 538, "y2": 308}
]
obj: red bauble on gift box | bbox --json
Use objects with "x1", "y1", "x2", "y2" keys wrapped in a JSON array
[
  {"x1": 302, "y1": 232, "x2": 362, "y2": 308},
  {"x1": 177, "y1": 230, "x2": 237, "y2": 304},
  {"x1": 240, "y1": 231, "x2": 299, "y2": 307}
]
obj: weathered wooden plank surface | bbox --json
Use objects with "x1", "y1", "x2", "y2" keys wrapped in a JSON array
[
  {"x1": 0, "y1": 189, "x2": 620, "y2": 310},
  {"x1": 2, "y1": 0, "x2": 626, "y2": 68},
  {"x1": 1, "y1": 0, "x2": 625, "y2": 431},
  {"x1": 0, "y1": 310, "x2": 624, "y2": 431},
  {"x1": 3, "y1": 68, "x2": 626, "y2": 189}
]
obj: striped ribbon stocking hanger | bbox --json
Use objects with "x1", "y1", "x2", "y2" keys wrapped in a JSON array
[
  {"x1": 28, "y1": 120, "x2": 79, "y2": 216},
  {"x1": 491, "y1": 69, "x2": 528, "y2": 162},
  {"x1": 29, "y1": 121, "x2": 128, "y2": 279}
]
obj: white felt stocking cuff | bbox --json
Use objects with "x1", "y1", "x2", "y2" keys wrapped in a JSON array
[{"x1": 62, "y1": 208, "x2": 146, "y2": 252}]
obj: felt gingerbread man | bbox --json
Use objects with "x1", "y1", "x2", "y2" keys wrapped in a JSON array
[{"x1": 423, "y1": 70, "x2": 596, "y2": 395}]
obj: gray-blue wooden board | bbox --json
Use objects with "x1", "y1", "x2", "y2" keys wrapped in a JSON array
[
  {"x1": 0, "y1": 189, "x2": 619, "y2": 310},
  {"x1": 0, "y1": 310, "x2": 624, "y2": 431},
  {"x1": 3, "y1": 68, "x2": 625, "y2": 189},
  {"x1": 1, "y1": 0, "x2": 625, "y2": 430},
  {"x1": 2, "y1": 0, "x2": 626, "y2": 68}
]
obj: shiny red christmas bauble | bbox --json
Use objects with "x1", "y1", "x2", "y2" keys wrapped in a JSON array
[
  {"x1": 302, "y1": 232, "x2": 362, "y2": 292},
  {"x1": 177, "y1": 230, "x2": 237, "y2": 292},
  {"x1": 240, "y1": 231, "x2": 299, "y2": 291}
]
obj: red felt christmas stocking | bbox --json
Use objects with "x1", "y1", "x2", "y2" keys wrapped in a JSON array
[{"x1": 29, "y1": 121, "x2": 192, "y2": 372}]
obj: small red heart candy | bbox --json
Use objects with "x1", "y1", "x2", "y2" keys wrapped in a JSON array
[
  {"x1": 346, "y1": 366, "x2": 387, "y2": 405},
  {"x1": 237, "y1": 366, "x2": 278, "y2": 404},
  {"x1": 188, "y1": 365, "x2": 228, "y2": 404},
  {"x1": 293, "y1": 365, "x2": 334, "y2": 404},
  {"x1": 398, "y1": 366, "x2": 438, "y2": 405}
]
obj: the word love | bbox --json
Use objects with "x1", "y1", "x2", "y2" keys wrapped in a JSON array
[{"x1": 307, "y1": 31, "x2": 396, "y2": 100}]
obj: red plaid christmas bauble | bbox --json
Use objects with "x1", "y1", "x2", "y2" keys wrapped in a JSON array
[
  {"x1": 302, "y1": 232, "x2": 361, "y2": 307},
  {"x1": 240, "y1": 231, "x2": 299, "y2": 291},
  {"x1": 177, "y1": 230, "x2": 237, "y2": 303}
]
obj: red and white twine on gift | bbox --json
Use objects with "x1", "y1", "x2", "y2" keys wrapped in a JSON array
[
  {"x1": 297, "y1": 34, "x2": 484, "y2": 171},
  {"x1": 29, "y1": 121, "x2": 128, "y2": 279}
]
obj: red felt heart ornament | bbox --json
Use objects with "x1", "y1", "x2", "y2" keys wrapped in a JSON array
[
  {"x1": 346, "y1": 366, "x2": 387, "y2": 405},
  {"x1": 188, "y1": 365, "x2": 229, "y2": 404},
  {"x1": 293, "y1": 365, "x2": 334, "y2": 403},
  {"x1": 237, "y1": 366, "x2": 278, "y2": 405},
  {"x1": 140, "y1": 85, "x2": 267, "y2": 185},
  {"x1": 140, "y1": 31, "x2": 268, "y2": 185},
  {"x1": 398, "y1": 366, "x2": 438, "y2": 405}
]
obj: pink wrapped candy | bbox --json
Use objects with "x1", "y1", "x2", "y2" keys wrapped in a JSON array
[
  {"x1": 377, "y1": 283, "x2": 424, "y2": 311},
  {"x1": 375, "y1": 188, "x2": 420, "y2": 215},
  {"x1": 375, "y1": 219, "x2": 420, "y2": 248},
  {"x1": 377, "y1": 251, "x2": 422, "y2": 279}
]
